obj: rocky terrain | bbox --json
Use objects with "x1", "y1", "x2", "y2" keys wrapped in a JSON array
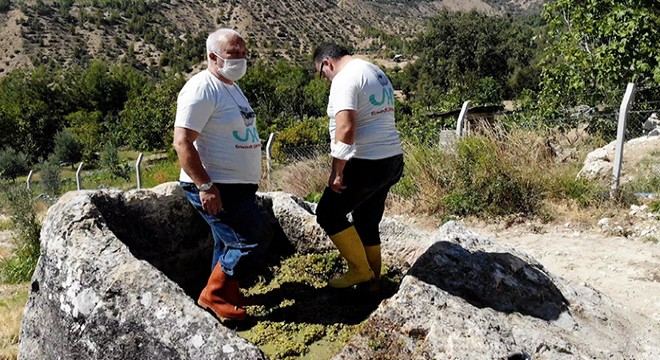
[
  {"x1": 17, "y1": 184, "x2": 658, "y2": 359},
  {"x1": 0, "y1": 0, "x2": 547, "y2": 75}
]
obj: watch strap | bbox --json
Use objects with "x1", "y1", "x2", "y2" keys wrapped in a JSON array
[{"x1": 197, "y1": 181, "x2": 214, "y2": 191}]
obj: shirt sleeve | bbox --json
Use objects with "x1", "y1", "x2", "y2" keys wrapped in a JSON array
[
  {"x1": 328, "y1": 72, "x2": 359, "y2": 117},
  {"x1": 174, "y1": 81, "x2": 215, "y2": 133}
]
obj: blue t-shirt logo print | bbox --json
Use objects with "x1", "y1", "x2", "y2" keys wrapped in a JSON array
[{"x1": 370, "y1": 87, "x2": 394, "y2": 106}]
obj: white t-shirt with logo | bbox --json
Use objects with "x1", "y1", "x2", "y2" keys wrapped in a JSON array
[
  {"x1": 327, "y1": 58, "x2": 403, "y2": 160},
  {"x1": 175, "y1": 69, "x2": 261, "y2": 184}
]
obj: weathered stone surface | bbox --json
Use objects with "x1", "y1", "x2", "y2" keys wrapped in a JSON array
[
  {"x1": 20, "y1": 185, "x2": 659, "y2": 360},
  {"x1": 258, "y1": 191, "x2": 333, "y2": 253},
  {"x1": 19, "y1": 187, "x2": 266, "y2": 360},
  {"x1": 333, "y1": 222, "x2": 659, "y2": 360},
  {"x1": 578, "y1": 135, "x2": 660, "y2": 182},
  {"x1": 643, "y1": 113, "x2": 659, "y2": 133}
]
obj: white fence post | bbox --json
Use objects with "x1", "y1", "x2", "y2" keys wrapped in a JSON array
[
  {"x1": 136, "y1": 153, "x2": 144, "y2": 189},
  {"x1": 266, "y1": 133, "x2": 275, "y2": 184},
  {"x1": 26, "y1": 170, "x2": 33, "y2": 191},
  {"x1": 456, "y1": 101, "x2": 470, "y2": 137},
  {"x1": 611, "y1": 83, "x2": 636, "y2": 199},
  {"x1": 76, "y1": 162, "x2": 84, "y2": 190}
]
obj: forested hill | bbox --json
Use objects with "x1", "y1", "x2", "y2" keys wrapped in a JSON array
[{"x1": 0, "y1": 0, "x2": 546, "y2": 76}]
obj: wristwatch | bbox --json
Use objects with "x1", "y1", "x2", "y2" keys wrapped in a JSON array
[{"x1": 197, "y1": 182, "x2": 214, "y2": 192}]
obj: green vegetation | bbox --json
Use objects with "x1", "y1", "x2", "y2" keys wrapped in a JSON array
[
  {"x1": 0, "y1": 185, "x2": 41, "y2": 284},
  {"x1": 538, "y1": 0, "x2": 660, "y2": 134},
  {"x1": 395, "y1": 11, "x2": 541, "y2": 108},
  {"x1": 1, "y1": 2, "x2": 659, "y2": 358},
  {"x1": 237, "y1": 252, "x2": 404, "y2": 359},
  {"x1": 0, "y1": 148, "x2": 29, "y2": 181}
]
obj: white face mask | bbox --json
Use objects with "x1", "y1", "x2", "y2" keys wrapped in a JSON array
[{"x1": 214, "y1": 53, "x2": 247, "y2": 81}]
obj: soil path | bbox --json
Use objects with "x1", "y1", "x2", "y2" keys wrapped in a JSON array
[{"x1": 472, "y1": 224, "x2": 660, "y2": 330}]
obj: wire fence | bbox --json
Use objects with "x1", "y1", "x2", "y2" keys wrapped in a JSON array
[{"x1": 270, "y1": 83, "x2": 660, "y2": 197}]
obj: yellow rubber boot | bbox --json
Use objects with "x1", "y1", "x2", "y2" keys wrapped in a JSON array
[
  {"x1": 364, "y1": 245, "x2": 381, "y2": 282},
  {"x1": 328, "y1": 226, "x2": 374, "y2": 288}
]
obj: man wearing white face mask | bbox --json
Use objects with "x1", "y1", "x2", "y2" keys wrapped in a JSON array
[{"x1": 173, "y1": 28, "x2": 272, "y2": 321}]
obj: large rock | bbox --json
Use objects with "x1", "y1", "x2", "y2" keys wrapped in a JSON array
[
  {"x1": 333, "y1": 222, "x2": 659, "y2": 359},
  {"x1": 19, "y1": 186, "x2": 266, "y2": 360},
  {"x1": 20, "y1": 185, "x2": 659, "y2": 359},
  {"x1": 578, "y1": 135, "x2": 660, "y2": 182}
]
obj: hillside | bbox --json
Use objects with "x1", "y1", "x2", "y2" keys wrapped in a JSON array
[{"x1": 0, "y1": 0, "x2": 546, "y2": 76}]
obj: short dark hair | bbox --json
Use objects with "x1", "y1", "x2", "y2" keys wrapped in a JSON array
[{"x1": 312, "y1": 43, "x2": 351, "y2": 64}]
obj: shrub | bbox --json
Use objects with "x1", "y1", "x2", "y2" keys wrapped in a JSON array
[
  {"x1": 99, "y1": 143, "x2": 131, "y2": 181},
  {"x1": 53, "y1": 128, "x2": 83, "y2": 167},
  {"x1": 38, "y1": 156, "x2": 61, "y2": 195},
  {"x1": 444, "y1": 136, "x2": 543, "y2": 216},
  {"x1": 0, "y1": 148, "x2": 29, "y2": 180},
  {"x1": 0, "y1": 183, "x2": 41, "y2": 283}
]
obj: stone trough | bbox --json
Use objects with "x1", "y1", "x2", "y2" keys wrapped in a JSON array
[{"x1": 18, "y1": 183, "x2": 659, "y2": 359}]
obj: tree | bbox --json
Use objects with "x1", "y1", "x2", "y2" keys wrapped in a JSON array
[
  {"x1": 0, "y1": 148, "x2": 29, "y2": 180},
  {"x1": 52, "y1": 129, "x2": 83, "y2": 167},
  {"x1": 0, "y1": 67, "x2": 67, "y2": 162},
  {"x1": 99, "y1": 143, "x2": 130, "y2": 181},
  {"x1": 65, "y1": 110, "x2": 104, "y2": 163},
  {"x1": 38, "y1": 156, "x2": 61, "y2": 195},
  {"x1": 119, "y1": 75, "x2": 184, "y2": 151},
  {"x1": 539, "y1": 0, "x2": 660, "y2": 120},
  {"x1": 400, "y1": 11, "x2": 540, "y2": 109}
]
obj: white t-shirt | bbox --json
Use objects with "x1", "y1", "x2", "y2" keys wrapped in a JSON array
[
  {"x1": 175, "y1": 70, "x2": 261, "y2": 184},
  {"x1": 327, "y1": 58, "x2": 403, "y2": 160}
]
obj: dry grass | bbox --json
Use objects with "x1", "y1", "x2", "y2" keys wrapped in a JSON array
[
  {"x1": 0, "y1": 231, "x2": 27, "y2": 360},
  {"x1": 0, "y1": 283, "x2": 28, "y2": 360},
  {"x1": 263, "y1": 156, "x2": 330, "y2": 198},
  {"x1": 264, "y1": 125, "x2": 621, "y2": 225}
]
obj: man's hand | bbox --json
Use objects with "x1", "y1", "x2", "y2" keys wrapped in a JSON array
[
  {"x1": 329, "y1": 169, "x2": 347, "y2": 193},
  {"x1": 200, "y1": 185, "x2": 223, "y2": 215}
]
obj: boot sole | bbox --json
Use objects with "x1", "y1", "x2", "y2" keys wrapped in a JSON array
[
  {"x1": 327, "y1": 274, "x2": 375, "y2": 288},
  {"x1": 197, "y1": 299, "x2": 246, "y2": 321}
]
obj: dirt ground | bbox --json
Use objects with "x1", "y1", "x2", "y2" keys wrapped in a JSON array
[{"x1": 472, "y1": 223, "x2": 660, "y2": 329}]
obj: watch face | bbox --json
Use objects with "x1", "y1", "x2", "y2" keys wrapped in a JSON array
[{"x1": 199, "y1": 182, "x2": 213, "y2": 191}]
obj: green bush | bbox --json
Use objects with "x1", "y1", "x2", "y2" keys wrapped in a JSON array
[
  {"x1": 548, "y1": 168, "x2": 608, "y2": 207},
  {"x1": 53, "y1": 128, "x2": 83, "y2": 167},
  {"x1": 0, "y1": 183, "x2": 41, "y2": 283},
  {"x1": 100, "y1": 143, "x2": 131, "y2": 181},
  {"x1": 0, "y1": 147, "x2": 29, "y2": 180},
  {"x1": 398, "y1": 134, "x2": 545, "y2": 217},
  {"x1": 443, "y1": 136, "x2": 543, "y2": 216},
  {"x1": 38, "y1": 156, "x2": 62, "y2": 195}
]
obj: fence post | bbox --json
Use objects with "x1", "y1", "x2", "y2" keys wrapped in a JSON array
[
  {"x1": 456, "y1": 100, "x2": 470, "y2": 137},
  {"x1": 611, "y1": 83, "x2": 636, "y2": 199},
  {"x1": 266, "y1": 133, "x2": 275, "y2": 184},
  {"x1": 26, "y1": 170, "x2": 33, "y2": 191},
  {"x1": 76, "y1": 162, "x2": 84, "y2": 190},
  {"x1": 136, "y1": 153, "x2": 144, "y2": 189}
]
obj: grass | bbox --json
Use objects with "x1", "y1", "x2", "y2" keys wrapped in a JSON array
[
  {"x1": 265, "y1": 125, "x2": 640, "y2": 226},
  {"x1": 0, "y1": 283, "x2": 28, "y2": 360},
  {"x1": 0, "y1": 220, "x2": 12, "y2": 232}
]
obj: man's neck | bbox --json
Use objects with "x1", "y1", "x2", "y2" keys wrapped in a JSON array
[{"x1": 333, "y1": 55, "x2": 354, "y2": 75}]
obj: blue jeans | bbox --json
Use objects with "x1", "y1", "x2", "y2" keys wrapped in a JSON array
[{"x1": 181, "y1": 182, "x2": 272, "y2": 277}]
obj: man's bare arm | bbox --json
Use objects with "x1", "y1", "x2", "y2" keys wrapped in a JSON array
[
  {"x1": 329, "y1": 109, "x2": 357, "y2": 193},
  {"x1": 173, "y1": 127, "x2": 222, "y2": 215}
]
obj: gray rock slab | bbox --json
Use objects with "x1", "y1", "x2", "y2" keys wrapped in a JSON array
[{"x1": 19, "y1": 188, "x2": 266, "y2": 360}]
